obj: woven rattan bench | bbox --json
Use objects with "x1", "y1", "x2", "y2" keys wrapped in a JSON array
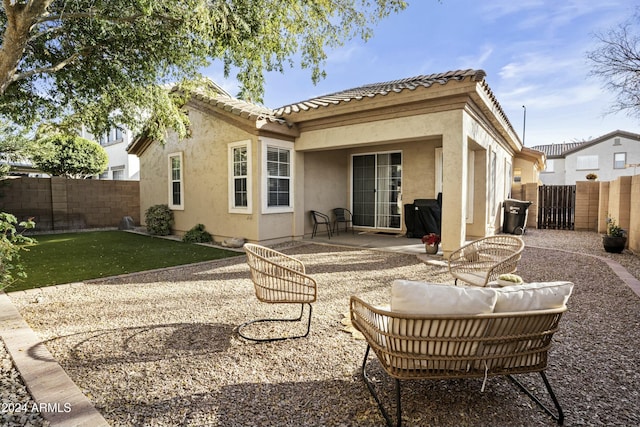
[
  {"x1": 350, "y1": 295, "x2": 568, "y2": 426},
  {"x1": 239, "y1": 243, "x2": 317, "y2": 342},
  {"x1": 448, "y1": 235, "x2": 525, "y2": 287}
]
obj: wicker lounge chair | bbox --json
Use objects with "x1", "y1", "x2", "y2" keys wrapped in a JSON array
[
  {"x1": 350, "y1": 295, "x2": 568, "y2": 427},
  {"x1": 448, "y1": 235, "x2": 525, "y2": 287},
  {"x1": 239, "y1": 243, "x2": 317, "y2": 342}
]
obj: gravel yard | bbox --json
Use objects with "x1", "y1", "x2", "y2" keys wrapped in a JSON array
[{"x1": 3, "y1": 229, "x2": 640, "y2": 426}]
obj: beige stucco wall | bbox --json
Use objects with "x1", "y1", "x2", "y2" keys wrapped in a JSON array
[
  {"x1": 514, "y1": 157, "x2": 538, "y2": 185},
  {"x1": 461, "y1": 112, "x2": 515, "y2": 243},
  {"x1": 297, "y1": 108, "x2": 516, "y2": 255},
  {"x1": 136, "y1": 81, "x2": 521, "y2": 250},
  {"x1": 138, "y1": 108, "x2": 261, "y2": 242}
]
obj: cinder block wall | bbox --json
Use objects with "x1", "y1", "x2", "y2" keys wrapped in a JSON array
[
  {"x1": 0, "y1": 177, "x2": 140, "y2": 232},
  {"x1": 630, "y1": 175, "x2": 640, "y2": 253},
  {"x1": 575, "y1": 181, "x2": 599, "y2": 231}
]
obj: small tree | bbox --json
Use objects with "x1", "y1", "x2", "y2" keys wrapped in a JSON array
[
  {"x1": 0, "y1": 213, "x2": 36, "y2": 291},
  {"x1": 588, "y1": 10, "x2": 640, "y2": 118},
  {"x1": 29, "y1": 133, "x2": 108, "y2": 178}
]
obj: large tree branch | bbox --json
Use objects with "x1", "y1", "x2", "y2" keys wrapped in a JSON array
[
  {"x1": 11, "y1": 49, "x2": 86, "y2": 82},
  {"x1": 0, "y1": 0, "x2": 53, "y2": 94},
  {"x1": 36, "y1": 10, "x2": 181, "y2": 25}
]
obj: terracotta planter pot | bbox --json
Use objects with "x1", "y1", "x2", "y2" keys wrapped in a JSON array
[
  {"x1": 425, "y1": 243, "x2": 439, "y2": 254},
  {"x1": 603, "y1": 235, "x2": 626, "y2": 253}
]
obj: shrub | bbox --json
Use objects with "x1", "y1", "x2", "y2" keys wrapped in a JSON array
[
  {"x1": 182, "y1": 223, "x2": 213, "y2": 243},
  {"x1": 29, "y1": 133, "x2": 108, "y2": 178},
  {"x1": 0, "y1": 213, "x2": 36, "y2": 290},
  {"x1": 145, "y1": 204, "x2": 173, "y2": 236},
  {"x1": 606, "y1": 215, "x2": 625, "y2": 237}
]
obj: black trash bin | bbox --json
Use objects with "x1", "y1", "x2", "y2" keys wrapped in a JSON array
[{"x1": 502, "y1": 199, "x2": 532, "y2": 235}]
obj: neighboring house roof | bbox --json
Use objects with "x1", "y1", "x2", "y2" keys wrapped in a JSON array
[
  {"x1": 274, "y1": 69, "x2": 487, "y2": 115},
  {"x1": 532, "y1": 142, "x2": 584, "y2": 158},
  {"x1": 532, "y1": 130, "x2": 640, "y2": 158}
]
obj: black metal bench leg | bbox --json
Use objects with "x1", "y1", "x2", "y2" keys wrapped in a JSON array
[
  {"x1": 508, "y1": 372, "x2": 564, "y2": 425},
  {"x1": 238, "y1": 303, "x2": 312, "y2": 343},
  {"x1": 361, "y1": 345, "x2": 402, "y2": 427}
]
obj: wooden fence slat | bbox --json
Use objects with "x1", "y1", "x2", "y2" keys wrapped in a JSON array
[{"x1": 537, "y1": 185, "x2": 575, "y2": 230}]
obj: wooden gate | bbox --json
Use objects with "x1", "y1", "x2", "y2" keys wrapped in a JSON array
[{"x1": 537, "y1": 185, "x2": 576, "y2": 230}]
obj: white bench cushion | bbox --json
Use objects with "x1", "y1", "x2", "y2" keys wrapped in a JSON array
[
  {"x1": 391, "y1": 280, "x2": 497, "y2": 314},
  {"x1": 494, "y1": 281, "x2": 574, "y2": 312}
]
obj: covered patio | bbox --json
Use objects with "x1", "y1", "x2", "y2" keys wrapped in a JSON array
[{"x1": 304, "y1": 229, "x2": 426, "y2": 255}]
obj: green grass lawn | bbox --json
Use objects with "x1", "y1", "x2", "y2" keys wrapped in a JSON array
[{"x1": 10, "y1": 231, "x2": 242, "y2": 292}]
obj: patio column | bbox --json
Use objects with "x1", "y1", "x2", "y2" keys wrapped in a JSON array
[
  {"x1": 441, "y1": 112, "x2": 467, "y2": 258},
  {"x1": 293, "y1": 150, "x2": 306, "y2": 240}
]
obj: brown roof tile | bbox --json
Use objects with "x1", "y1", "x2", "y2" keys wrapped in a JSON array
[
  {"x1": 531, "y1": 142, "x2": 585, "y2": 158},
  {"x1": 189, "y1": 90, "x2": 285, "y2": 124},
  {"x1": 274, "y1": 69, "x2": 487, "y2": 116}
]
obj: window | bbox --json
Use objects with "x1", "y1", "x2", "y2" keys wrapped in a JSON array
[
  {"x1": 267, "y1": 147, "x2": 290, "y2": 206},
  {"x1": 576, "y1": 155, "x2": 598, "y2": 170},
  {"x1": 544, "y1": 159, "x2": 554, "y2": 173},
  {"x1": 111, "y1": 166, "x2": 125, "y2": 180},
  {"x1": 168, "y1": 152, "x2": 184, "y2": 210},
  {"x1": 228, "y1": 140, "x2": 252, "y2": 213},
  {"x1": 99, "y1": 127, "x2": 125, "y2": 146},
  {"x1": 262, "y1": 139, "x2": 294, "y2": 213},
  {"x1": 614, "y1": 152, "x2": 626, "y2": 169}
]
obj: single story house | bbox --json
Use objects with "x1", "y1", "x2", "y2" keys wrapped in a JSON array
[{"x1": 128, "y1": 69, "x2": 543, "y2": 256}]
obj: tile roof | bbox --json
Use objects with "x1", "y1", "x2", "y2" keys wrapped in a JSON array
[
  {"x1": 532, "y1": 130, "x2": 640, "y2": 158},
  {"x1": 274, "y1": 69, "x2": 487, "y2": 116},
  {"x1": 531, "y1": 142, "x2": 585, "y2": 158},
  {"x1": 189, "y1": 89, "x2": 285, "y2": 124}
]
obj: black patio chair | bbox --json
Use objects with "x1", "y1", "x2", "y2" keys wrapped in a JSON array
[
  {"x1": 311, "y1": 210, "x2": 332, "y2": 239},
  {"x1": 332, "y1": 208, "x2": 353, "y2": 235}
]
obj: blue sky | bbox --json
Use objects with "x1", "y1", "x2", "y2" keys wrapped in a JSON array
[{"x1": 202, "y1": 0, "x2": 640, "y2": 147}]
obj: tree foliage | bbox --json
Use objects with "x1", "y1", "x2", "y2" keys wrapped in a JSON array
[
  {"x1": 0, "y1": 213, "x2": 35, "y2": 291},
  {"x1": 0, "y1": 0, "x2": 407, "y2": 141},
  {"x1": 588, "y1": 10, "x2": 640, "y2": 119},
  {"x1": 29, "y1": 133, "x2": 108, "y2": 178}
]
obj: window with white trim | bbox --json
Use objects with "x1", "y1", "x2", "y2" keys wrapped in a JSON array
[
  {"x1": 168, "y1": 152, "x2": 184, "y2": 210},
  {"x1": 576, "y1": 155, "x2": 598, "y2": 170},
  {"x1": 262, "y1": 139, "x2": 294, "y2": 213},
  {"x1": 614, "y1": 152, "x2": 626, "y2": 169},
  {"x1": 228, "y1": 140, "x2": 252, "y2": 213}
]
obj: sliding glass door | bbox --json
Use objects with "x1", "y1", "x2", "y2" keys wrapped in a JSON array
[{"x1": 352, "y1": 152, "x2": 402, "y2": 229}]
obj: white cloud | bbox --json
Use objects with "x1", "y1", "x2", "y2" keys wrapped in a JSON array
[{"x1": 457, "y1": 45, "x2": 494, "y2": 69}]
